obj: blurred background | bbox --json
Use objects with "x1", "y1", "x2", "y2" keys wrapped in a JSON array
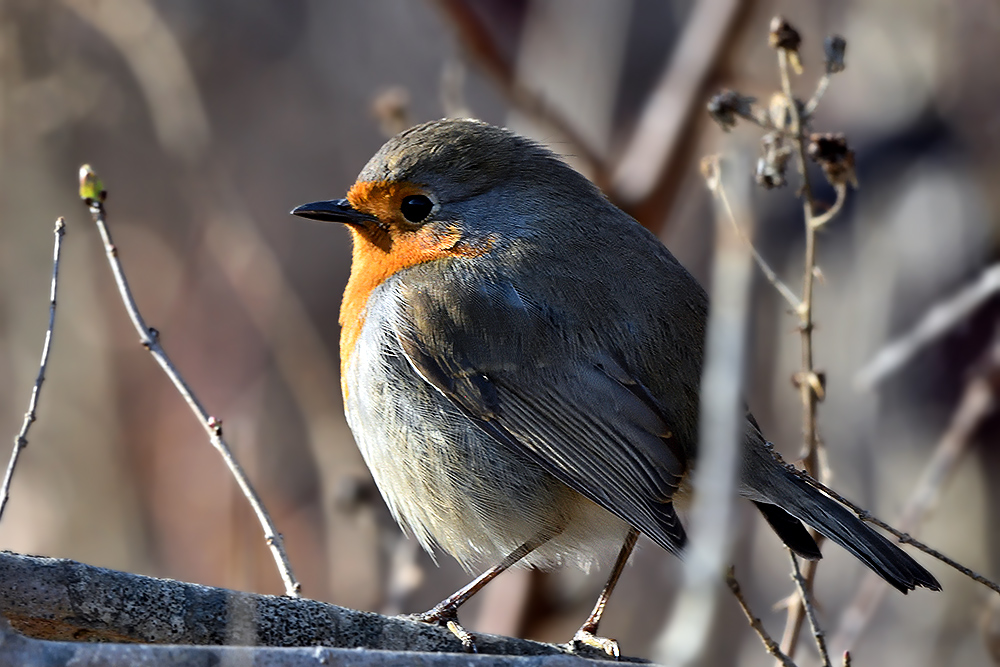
[{"x1": 0, "y1": 0, "x2": 998, "y2": 664}]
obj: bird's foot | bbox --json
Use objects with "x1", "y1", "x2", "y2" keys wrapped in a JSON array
[
  {"x1": 569, "y1": 628, "x2": 621, "y2": 659},
  {"x1": 403, "y1": 606, "x2": 477, "y2": 653}
]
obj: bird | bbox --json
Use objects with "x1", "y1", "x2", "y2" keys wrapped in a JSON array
[{"x1": 292, "y1": 118, "x2": 940, "y2": 655}]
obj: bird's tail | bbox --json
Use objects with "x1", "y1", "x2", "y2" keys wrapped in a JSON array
[{"x1": 744, "y1": 445, "x2": 941, "y2": 593}]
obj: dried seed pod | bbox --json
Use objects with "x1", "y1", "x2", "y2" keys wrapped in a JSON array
[
  {"x1": 769, "y1": 16, "x2": 802, "y2": 51},
  {"x1": 808, "y1": 132, "x2": 858, "y2": 188},
  {"x1": 707, "y1": 89, "x2": 757, "y2": 131},
  {"x1": 824, "y1": 35, "x2": 847, "y2": 74},
  {"x1": 769, "y1": 16, "x2": 803, "y2": 74}
]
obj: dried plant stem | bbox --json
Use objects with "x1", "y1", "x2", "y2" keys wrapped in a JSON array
[
  {"x1": 706, "y1": 160, "x2": 801, "y2": 311},
  {"x1": 0, "y1": 219, "x2": 66, "y2": 524},
  {"x1": 84, "y1": 197, "x2": 301, "y2": 598},
  {"x1": 788, "y1": 552, "x2": 831, "y2": 667},
  {"x1": 776, "y1": 46, "x2": 831, "y2": 663},
  {"x1": 803, "y1": 74, "x2": 831, "y2": 119},
  {"x1": 727, "y1": 568, "x2": 798, "y2": 667}
]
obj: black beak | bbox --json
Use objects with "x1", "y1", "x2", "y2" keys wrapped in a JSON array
[{"x1": 290, "y1": 199, "x2": 377, "y2": 226}]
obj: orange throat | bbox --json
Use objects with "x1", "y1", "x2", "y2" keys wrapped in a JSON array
[{"x1": 337, "y1": 181, "x2": 494, "y2": 385}]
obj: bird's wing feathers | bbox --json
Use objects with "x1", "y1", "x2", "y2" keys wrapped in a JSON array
[{"x1": 394, "y1": 272, "x2": 689, "y2": 554}]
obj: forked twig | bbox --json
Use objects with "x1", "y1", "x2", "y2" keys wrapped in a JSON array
[
  {"x1": 0, "y1": 218, "x2": 66, "y2": 524},
  {"x1": 78, "y1": 166, "x2": 301, "y2": 597},
  {"x1": 727, "y1": 568, "x2": 798, "y2": 667}
]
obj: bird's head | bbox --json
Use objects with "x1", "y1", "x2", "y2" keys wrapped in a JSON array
[{"x1": 292, "y1": 118, "x2": 603, "y2": 259}]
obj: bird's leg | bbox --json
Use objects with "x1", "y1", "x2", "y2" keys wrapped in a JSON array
[
  {"x1": 571, "y1": 527, "x2": 640, "y2": 659},
  {"x1": 406, "y1": 529, "x2": 556, "y2": 652}
]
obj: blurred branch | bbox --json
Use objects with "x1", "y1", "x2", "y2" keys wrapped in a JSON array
[
  {"x1": 726, "y1": 568, "x2": 797, "y2": 667},
  {"x1": 653, "y1": 153, "x2": 753, "y2": 665},
  {"x1": 611, "y1": 0, "x2": 743, "y2": 205},
  {"x1": 854, "y1": 263, "x2": 1000, "y2": 391},
  {"x1": 433, "y1": 0, "x2": 608, "y2": 188},
  {"x1": 832, "y1": 332, "x2": 1000, "y2": 654},
  {"x1": 78, "y1": 165, "x2": 301, "y2": 598},
  {"x1": 63, "y1": 0, "x2": 210, "y2": 163},
  {"x1": 435, "y1": 0, "x2": 746, "y2": 231},
  {"x1": 0, "y1": 218, "x2": 65, "y2": 524},
  {"x1": 0, "y1": 552, "x2": 593, "y2": 664}
]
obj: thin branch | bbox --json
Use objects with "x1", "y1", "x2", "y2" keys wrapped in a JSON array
[
  {"x1": 703, "y1": 155, "x2": 802, "y2": 311},
  {"x1": 788, "y1": 552, "x2": 831, "y2": 667},
  {"x1": 726, "y1": 568, "x2": 798, "y2": 667},
  {"x1": 78, "y1": 166, "x2": 300, "y2": 598},
  {"x1": 0, "y1": 218, "x2": 66, "y2": 524},
  {"x1": 803, "y1": 74, "x2": 831, "y2": 119},
  {"x1": 775, "y1": 41, "x2": 825, "y2": 663},
  {"x1": 832, "y1": 347, "x2": 1000, "y2": 653},
  {"x1": 809, "y1": 182, "x2": 847, "y2": 230},
  {"x1": 782, "y1": 459, "x2": 1000, "y2": 597},
  {"x1": 855, "y1": 263, "x2": 1000, "y2": 391}
]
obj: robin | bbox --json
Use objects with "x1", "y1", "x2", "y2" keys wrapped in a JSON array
[{"x1": 292, "y1": 118, "x2": 939, "y2": 655}]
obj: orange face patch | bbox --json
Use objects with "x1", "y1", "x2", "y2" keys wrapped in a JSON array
[
  {"x1": 347, "y1": 180, "x2": 427, "y2": 229},
  {"x1": 338, "y1": 181, "x2": 494, "y2": 385}
]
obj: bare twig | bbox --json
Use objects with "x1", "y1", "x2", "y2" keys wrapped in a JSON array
[
  {"x1": 78, "y1": 165, "x2": 301, "y2": 598},
  {"x1": 726, "y1": 568, "x2": 798, "y2": 667},
  {"x1": 855, "y1": 263, "x2": 1000, "y2": 391},
  {"x1": 809, "y1": 182, "x2": 847, "y2": 230},
  {"x1": 782, "y1": 460, "x2": 1000, "y2": 597},
  {"x1": 832, "y1": 342, "x2": 1000, "y2": 653},
  {"x1": 803, "y1": 75, "x2": 831, "y2": 119},
  {"x1": 703, "y1": 155, "x2": 802, "y2": 311},
  {"x1": 788, "y1": 553, "x2": 831, "y2": 667},
  {"x1": 0, "y1": 218, "x2": 66, "y2": 524}
]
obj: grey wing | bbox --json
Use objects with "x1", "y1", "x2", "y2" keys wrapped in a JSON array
[{"x1": 394, "y1": 272, "x2": 690, "y2": 555}]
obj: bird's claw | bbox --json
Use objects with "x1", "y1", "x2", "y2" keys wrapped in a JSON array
[
  {"x1": 403, "y1": 607, "x2": 478, "y2": 653},
  {"x1": 570, "y1": 629, "x2": 621, "y2": 659}
]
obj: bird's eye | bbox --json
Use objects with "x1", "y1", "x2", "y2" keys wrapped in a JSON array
[{"x1": 400, "y1": 195, "x2": 433, "y2": 223}]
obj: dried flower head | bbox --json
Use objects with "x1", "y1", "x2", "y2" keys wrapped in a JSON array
[
  {"x1": 769, "y1": 16, "x2": 802, "y2": 52},
  {"x1": 707, "y1": 89, "x2": 757, "y2": 132},
  {"x1": 824, "y1": 35, "x2": 847, "y2": 74},
  {"x1": 808, "y1": 133, "x2": 858, "y2": 189},
  {"x1": 769, "y1": 16, "x2": 803, "y2": 74}
]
